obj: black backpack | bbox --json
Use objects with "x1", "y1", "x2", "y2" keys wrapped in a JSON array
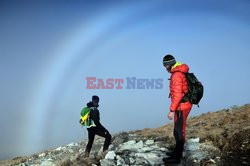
[{"x1": 183, "y1": 73, "x2": 204, "y2": 106}]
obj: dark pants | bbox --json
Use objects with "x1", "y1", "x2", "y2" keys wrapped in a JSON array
[
  {"x1": 173, "y1": 109, "x2": 190, "y2": 159},
  {"x1": 85, "y1": 127, "x2": 111, "y2": 153}
]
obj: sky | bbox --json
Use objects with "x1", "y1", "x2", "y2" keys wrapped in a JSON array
[{"x1": 0, "y1": 0, "x2": 250, "y2": 160}]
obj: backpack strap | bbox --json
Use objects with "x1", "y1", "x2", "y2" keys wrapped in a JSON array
[{"x1": 180, "y1": 72, "x2": 190, "y2": 103}]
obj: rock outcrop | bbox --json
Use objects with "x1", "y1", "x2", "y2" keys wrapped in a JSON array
[
  {"x1": 2, "y1": 133, "x2": 220, "y2": 166},
  {"x1": 1, "y1": 104, "x2": 250, "y2": 166}
]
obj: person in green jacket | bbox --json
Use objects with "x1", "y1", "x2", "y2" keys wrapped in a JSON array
[{"x1": 84, "y1": 95, "x2": 112, "y2": 158}]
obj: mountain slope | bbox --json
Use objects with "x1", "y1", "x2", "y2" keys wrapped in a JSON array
[
  {"x1": 133, "y1": 104, "x2": 250, "y2": 150},
  {"x1": 1, "y1": 104, "x2": 249, "y2": 166}
]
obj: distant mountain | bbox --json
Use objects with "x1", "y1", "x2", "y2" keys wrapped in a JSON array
[{"x1": 1, "y1": 104, "x2": 249, "y2": 166}]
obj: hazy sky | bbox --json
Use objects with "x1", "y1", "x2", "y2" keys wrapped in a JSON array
[{"x1": 0, "y1": 0, "x2": 250, "y2": 160}]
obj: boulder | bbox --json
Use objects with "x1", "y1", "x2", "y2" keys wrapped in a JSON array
[
  {"x1": 118, "y1": 140, "x2": 143, "y2": 152},
  {"x1": 105, "y1": 151, "x2": 116, "y2": 160}
]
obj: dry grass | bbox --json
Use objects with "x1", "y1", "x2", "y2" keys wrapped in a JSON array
[
  {"x1": 0, "y1": 157, "x2": 27, "y2": 166},
  {"x1": 133, "y1": 104, "x2": 250, "y2": 150}
]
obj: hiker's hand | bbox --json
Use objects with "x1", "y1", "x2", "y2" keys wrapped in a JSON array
[{"x1": 168, "y1": 111, "x2": 174, "y2": 120}]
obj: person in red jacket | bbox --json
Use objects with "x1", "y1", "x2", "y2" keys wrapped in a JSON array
[{"x1": 162, "y1": 55, "x2": 193, "y2": 164}]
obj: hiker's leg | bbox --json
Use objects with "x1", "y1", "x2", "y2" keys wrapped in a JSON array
[
  {"x1": 95, "y1": 128, "x2": 112, "y2": 151},
  {"x1": 173, "y1": 111, "x2": 179, "y2": 153},
  {"x1": 103, "y1": 132, "x2": 112, "y2": 151},
  {"x1": 85, "y1": 128, "x2": 96, "y2": 154},
  {"x1": 174, "y1": 110, "x2": 184, "y2": 159},
  {"x1": 181, "y1": 108, "x2": 191, "y2": 144}
]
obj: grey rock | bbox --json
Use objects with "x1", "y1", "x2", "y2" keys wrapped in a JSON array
[
  {"x1": 78, "y1": 148, "x2": 84, "y2": 153},
  {"x1": 150, "y1": 144, "x2": 160, "y2": 149},
  {"x1": 118, "y1": 140, "x2": 143, "y2": 152},
  {"x1": 97, "y1": 147, "x2": 103, "y2": 156},
  {"x1": 135, "y1": 152, "x2": 165, "y2": 165},
  {"x1": 112, "y1": 136, "x2": 125, "y2": 144},
  {"x1": 138, "y1": 146, "x2": 153, "y2": 153},
  {"x1": 129, "y1": 152, "x2": 136, "y2": 157},
  {"x1": 122, "y1": 140, "x2": 136, "y2": 145},
  {"x1": 40, "y1": 160, "x2": 56, "y2": 166},
  {"x1": 185, "y1": 138, "x2": 200, "y2": 151},
  {"x1": 145, "y1": 140, "x2": 154, "y2": 145},
  {"x1": 160, "y1": 147, "x2": 168, "y2": 151},
  {"x1": 129, "y1": 157, "x2": 135, "y2": 164},
  {"x1": 38, "y1": 153, "x2": 46, "y2": 158},
  {"x1": 100, "y1": 159, "x2": 116, "y2": 166},
  {"x1": 68, "y1": 149, "x2": 74, "y2": 153},
  {"x1": 104, "y1": 151, "x2": 116, "y2": 160},
  {"x1": 66, "y1": 142, "x2": 78, "y2": 147},
  {"x1": 184, "y1": 138, "x2": 220, "y2": 166},
  {"x1": 190, "y1": 137, "x2": 200, "y2": 143},
  {"x1": 108, "y1": 144, "x2": 114, "y2": 150},
  {"x1": 54, "y1": 146, "x2": 66, "y2": 151},
  {"x1": 135, "y1": 157, "x2": 150, "y2": 165},
  {"x1": 116, "y1": 155, "x2": 126, "y2": 165}
]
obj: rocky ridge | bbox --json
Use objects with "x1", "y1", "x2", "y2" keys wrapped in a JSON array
[
  {"x1": 1, "y1": 104, "x2": 249, "y2": 166},
  {"x1": 0, "y1": 132, "x2": 220, "y2": 166}
]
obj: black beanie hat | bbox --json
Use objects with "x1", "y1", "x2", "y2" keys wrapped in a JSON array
[
  {"x1": 163, "y1": 54, "x2": 176, "y2": 66},
  {"x1": 92, "y1": 95, "x2": 99, "y2": 103}
]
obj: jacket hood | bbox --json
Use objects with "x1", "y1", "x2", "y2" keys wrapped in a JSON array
[{"x1": 170, "y1": 62, "x2": 189, "y2": 73}]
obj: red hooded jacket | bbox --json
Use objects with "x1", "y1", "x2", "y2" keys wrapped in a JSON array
[{"x1": 169, "y1": 63, "x2": 192, "y2": 111}]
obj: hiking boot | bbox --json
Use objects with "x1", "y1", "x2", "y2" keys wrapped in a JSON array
[
  {"x1": 163, "y1": 157, "x2": 181, "y2": 164},
  {"x1": 166, "y1": 151, "x2": 176, "y2": 157}
]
